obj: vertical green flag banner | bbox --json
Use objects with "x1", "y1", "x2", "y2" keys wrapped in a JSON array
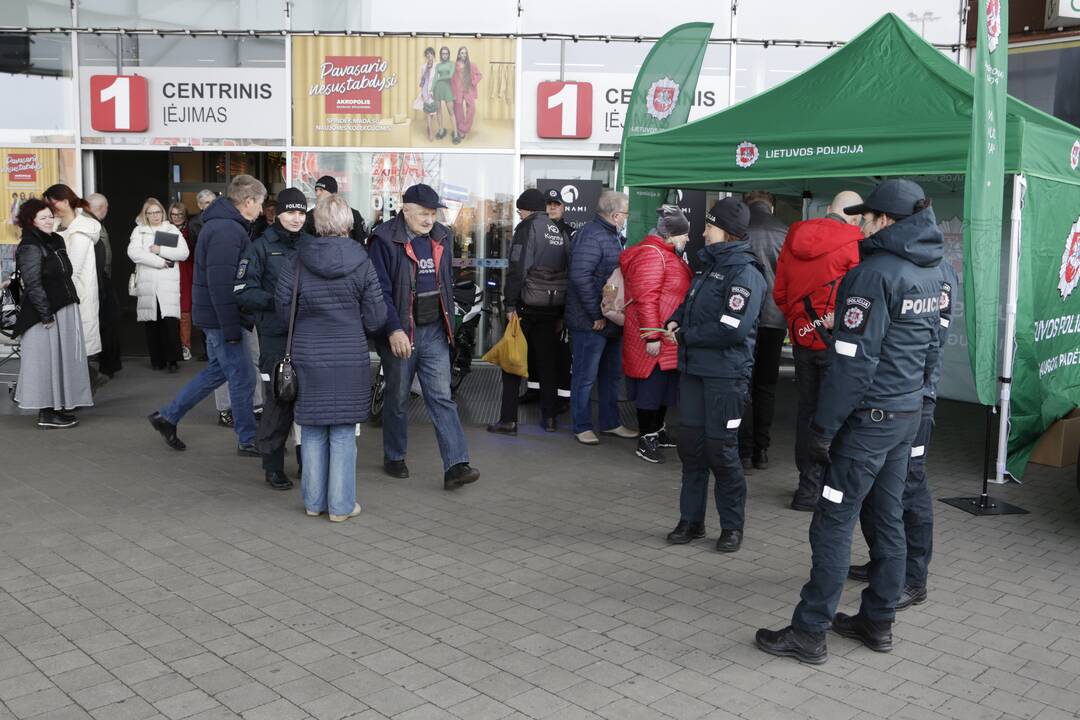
[
  {"x1": 617, "y1": 22, "x2": 713, "y2": 245},
  {"x1": 963, "y1": 0, "x2": 1008, "y2": 405},
  {"x1": 1009, "y1": 177, "x2": 1080, "y2": 476}
]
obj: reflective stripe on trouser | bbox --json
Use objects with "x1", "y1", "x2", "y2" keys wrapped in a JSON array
[
  {"x1": 792, "y1": 409, "x2": 921, "y2": 632},
  {"x1": 859, "y1": 402, "x2": 936, "y2": 589},
  {"x1": 676, "y1": 373, "x2": 749, "y2": 531}
]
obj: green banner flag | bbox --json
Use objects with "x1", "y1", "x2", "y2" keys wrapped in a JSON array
[
  {"x1": 1009, "y1": 177, "x2": 1080, "y2": 477},
  {"x1": 963, "y1": 0, "x2": 1009, "y2": 405},
  {"x1": 617, "y1": 22, "x2": 712, "y2": 245}
]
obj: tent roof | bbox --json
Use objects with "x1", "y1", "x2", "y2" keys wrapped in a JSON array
[{"x1": 622, "y1": 14, "x2": 1080, "y2": 189}]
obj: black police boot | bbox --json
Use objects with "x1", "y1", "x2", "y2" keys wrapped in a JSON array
[
  {"x1": 896, "y1": 585, "x2": 928, "y2": 611},
  {"x1": 790, "y1": 491, "x2": 817, "y2": 512},
  {"x1": 848, "y1": 563, "x2": 871, "y2": 582},
  {"x1": 147, "y1": 412, "x2": 185, "y2": 450},
  {"x1": 740, "y1": 457, "x2": 754, "y2": 475},
  {"x1": 832, "y1": 612, "x2": 893, "y2": 652},
  {"x1": 666, "y1": 520, "x2": 705, "y2": 545},
  {"x1": 265, "y1": 471, "x2": 293, "y2": 491},
  {"x1": 384, "y1": 459, "x2": 409, "y2": 479},
  {"x1": 444, "y1": 463, "x2": 479, "y2": 490},
  {"x1": 752, "y1": 448, "x2": 769, "y2": 470},
  {"x1": 715, "y1": 529, "x2": 743, "y2": 553},
  {"x1": 486, "y1": 421, "x2": 518, "y2": 435},
  {"x1": 541, "y1": 417, "x2": 557, "y2": 433},
  {"x1": 755, "y1": 626, "x2": 827, "y2": 665}
]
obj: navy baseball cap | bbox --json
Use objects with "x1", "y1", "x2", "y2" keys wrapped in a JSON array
[
  {"x1": 544, "y1": 188, "x2": 563, "y2": 205},
  {"x1": 402, "y1": 183, "x2": 447, "y2": 209},
  {"x1": 845, "y1": 179, "x2": 926, "y2": 217}
]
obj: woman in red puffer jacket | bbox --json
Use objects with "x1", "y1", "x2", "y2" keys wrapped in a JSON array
[{"x1": 621, "y1": 205, "x2": 694, "y2": 464}]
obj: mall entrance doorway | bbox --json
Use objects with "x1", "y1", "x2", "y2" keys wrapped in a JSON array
[{"x1": 92, "y1": 149, "x2": 284, "y2": 359}]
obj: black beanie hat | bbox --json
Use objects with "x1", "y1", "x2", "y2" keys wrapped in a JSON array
[
  {"x1": 516, "y1": 188, "x2": 547, "y2": 212},
  {"x1": 705, "y1": 197, "x2": 750, "y2": 238},
  {"x1": 276, "y1": 188, "x2": 308, "y2": 215},
  {"x1": 655, "y1": 204, "x2": 690, "y2": 238},
  {"x1": 315, "y1": 175, "x2": 338, "y2": 194}
]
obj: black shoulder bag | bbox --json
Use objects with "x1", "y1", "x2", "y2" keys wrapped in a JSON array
[{"x1": 273, "y1": 260, "x2": 301, "y2": 402}]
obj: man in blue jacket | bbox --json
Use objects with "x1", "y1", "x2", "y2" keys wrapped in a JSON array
[
  {"x1": 369, "y1": 184, "x2": 480, "y2": 491},
  {"x1": 566, "y1": 190, "x2": 637, "y2": 446},
  {"x1": 149, "y1": 175, "x2": 267, "y2": 455},
  {"x1": 756, "y1": 180, "x2": 944, "y2": 664},
  {"x1": 234, "y1": 187, "x2": 312, "y2": 491},
  {"x1": 663, "y1": 198, "x2": 766, "y2": 553}
]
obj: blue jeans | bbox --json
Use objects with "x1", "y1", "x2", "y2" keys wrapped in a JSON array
[
  {"x1": 379, "y1": 322, "x2": 468, "y2": 471},
  {"x1": 570, "y1": 330, "x2": 622, "y2": 434},
  {"x1": 300, "y1": 424, "x2": 357, "y2": 517},
  {"x1": 160, "y1": 328, "x2": 257, "y2": 445}
]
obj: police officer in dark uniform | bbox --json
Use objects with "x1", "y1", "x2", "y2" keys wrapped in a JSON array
[
  {"x1": 545, "y1": 187, "x2": 576, "y2": 240},
  {"x1": 488, "y1": 189, "x2": 569, "y2": 433},
  {"x1": 664, "y1": 197, "x2": 766, "y2": 553},
  {"x1": 847, "y1": 257, "x2": 958, "y2": 608},
  {"x1": 756, "y1": 179, "x2": 944, "y2": 664},
  {"x1": 234, "y1": 188, "x2": 312, "y2": 491}
]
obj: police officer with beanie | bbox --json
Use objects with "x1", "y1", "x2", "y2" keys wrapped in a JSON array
[
  {"x1": 847, "y1": 255, "x2": 958, "y2": 609},
  {"x1": 234, "y1": 187, "x2": 313, "y2": 491},
  {"x1": 489, "y1": 188, "x2": 568, "y2": 433},
  {"x1": 756, "y1": 179, "x2": 944, "y2": 664},
  {"x1": 664, "y1": 197, "x2": 765, "y2": 553}
]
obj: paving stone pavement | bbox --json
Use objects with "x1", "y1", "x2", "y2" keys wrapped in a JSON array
[{"x1": 0, "y1": 361, "x2": 1078, "y2": 720}]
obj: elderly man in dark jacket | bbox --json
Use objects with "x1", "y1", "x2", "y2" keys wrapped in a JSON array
[
  {"x1": 566, "y1": 190, "x2": 637, "y2": 446},
  {"x1": 369, "y1": 183, "x2": 480, "y2": 491},
  {"x1": 234, "y1": 187, "x2": 312, "y2": 491},
  {"x1": 739, "y1": 190, "x2": 789, "y2": 471},
  {"x1": 149, "y1": 175, "x2": 267, "y2": 455}
]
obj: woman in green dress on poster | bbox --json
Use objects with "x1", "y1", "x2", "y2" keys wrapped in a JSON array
[{"x1": 432, "y1": 46, "x2": 455, "y2": 141}]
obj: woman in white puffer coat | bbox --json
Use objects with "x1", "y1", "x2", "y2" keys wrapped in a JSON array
[
  {"x1": 44, "y1": 184, "x2": 101, "y2": 358},
  {"x1": 128, "y1": 198, "x2": 188, "y2": 372}
]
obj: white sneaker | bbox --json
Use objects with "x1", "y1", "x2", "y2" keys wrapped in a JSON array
[
  {"x1": 181, "y1": 347, "x2": 192, "y2": 361},
  {"x1": 305, "y1": 509, "x2": 324, "y2": 517},
  {"x1": 329, "y1": 503, "x2": 362, "y2": 522},
  {"x1": 575, "y1": 431, "x2": 600, "y2": 445},
  {"x1": 601, "y1": 425, "x2": 638, "y2": 439}
]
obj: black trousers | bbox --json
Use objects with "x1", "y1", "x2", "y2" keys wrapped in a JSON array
[
  {"x1": 96, "y1": 276, "x2": 123, "y2": 376},
  {"x1": 792, "y1": 344, "x2": 832, "y2": 504},
  {"x1": 739, "y1": 326, "x2": 787, "y2": 457},
  {"x1": 525, "y1": 322, "x2": 571, "y2": 397},
  {"x1": 144, "y1": 303, "x2": 182, "y2": 368},
  {"x1": 256, "y1": 379, "x2": 295, "y2": 473},
  {"x1": 500, "y1": 314, "x2": 561, "y2": 422}
]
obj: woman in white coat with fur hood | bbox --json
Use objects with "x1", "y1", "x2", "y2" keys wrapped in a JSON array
[
  {"x1": 44, "y1": 185, "x2": 101, "y2": 358},
  {"x1": 128, "y1": 198, "x2": 188, "y2": 372}
]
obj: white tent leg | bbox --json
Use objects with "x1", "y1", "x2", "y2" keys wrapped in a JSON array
[{"x1": 993, "y1": 173, "x2": 1027, "y2": 485}]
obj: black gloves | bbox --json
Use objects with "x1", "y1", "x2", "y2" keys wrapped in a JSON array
[{"x1": 807, "y1": 422, "x2": 832, "y2": 466}]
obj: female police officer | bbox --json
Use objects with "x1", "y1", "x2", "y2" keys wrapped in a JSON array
[
  {"x1": 663, "y1": 197, "x2": 766, "y2": 553},
  {"x1": 756, "y1": 179, "x2": 944, "y2": 664}
]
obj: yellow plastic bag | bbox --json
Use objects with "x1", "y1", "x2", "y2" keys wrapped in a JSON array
[{"x1": 483, "y1": 315, "x2": 529, "y2": 377}]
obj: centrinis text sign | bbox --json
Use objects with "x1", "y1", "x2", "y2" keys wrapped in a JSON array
[
  {"x1": 89, "y1": 75, "x2": 150, "y2": 132},
  {"x1": 80, "y1": 67, "x2": 286, "y2": 145}
]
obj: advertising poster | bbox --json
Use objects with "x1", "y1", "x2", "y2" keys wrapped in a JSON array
[
  {"x1": 293, "y1": 37, "x2": 515, "y2": 149},
  {"x1": 0, "y1": 148, "x2": 72, "y2": 244},
  {"x1": 536, "y1": 179, "x2": 603, "y2": 232}
]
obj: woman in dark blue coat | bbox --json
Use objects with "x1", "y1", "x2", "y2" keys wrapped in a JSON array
[{"x1": 276, "y1": 194, "x2": 386, "y2": 523}]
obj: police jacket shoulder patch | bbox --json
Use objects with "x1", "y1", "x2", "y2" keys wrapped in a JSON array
[
  {"x1": 841, "y1": 295, "x2": 872, "y2": 334},
  {"x1": 727, "y1": 285, "x2": 751, "y2": 315},
  {"x1": 236, "y1": 258, "x2": 249, "y2": 280}
]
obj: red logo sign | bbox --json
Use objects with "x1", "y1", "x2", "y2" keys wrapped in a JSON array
[
  {"x1": 987, "y1": 0, "x2": 1002, "y2": 53},
  {"x1": 7, "y1": 154, "x2": 38, "y2": 183},
  {"x1": 736, "y1": 141, "x2": 759, "y2": 169},
  {"x1": 1060, "y1": 221, "x2": 1080, "y2": 300},
  {"x1": 537, "y1": 81, "x2": 592, "y2": 139},
  {"x1": 1071, "y1": 140, "x2": 1080, "y2": 171},
  {"x1": 89, "y1": 75, "x2": 149, "y2": 132},
  {"x1": 322, "y1": 56, "x2": 386, "y2": 115}
]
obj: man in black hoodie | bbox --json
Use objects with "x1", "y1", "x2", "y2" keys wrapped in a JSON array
[
  {"x1": 756, "y1": 180, "x2": 944, "y2": 665},
  {"x1": 149, "y1": 175, "x2": 267, "y2": 455}
]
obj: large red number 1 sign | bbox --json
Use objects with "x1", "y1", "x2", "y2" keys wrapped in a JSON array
[
  {"x1": 537, "y1": 81, "x2": 592, "y2": 139},
  {"x1": 89, "y1": 75, "x2": 150, "y2": 132}
]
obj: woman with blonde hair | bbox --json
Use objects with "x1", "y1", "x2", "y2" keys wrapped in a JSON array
[{"x1": 128, "y1": 198, "x2": 188, "y2": 372}]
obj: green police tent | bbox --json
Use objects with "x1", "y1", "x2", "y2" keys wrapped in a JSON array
[{"x1": 621, "y1": 13, "x2": 1080, "y2": 481}]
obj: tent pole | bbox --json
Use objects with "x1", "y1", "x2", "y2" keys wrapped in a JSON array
[
  {"x1": 992, "y1": 173, "x2": 1026, "y2": 487},
  {"x1": 728, "y1": 2, "x2": 738, "y2": 107}
]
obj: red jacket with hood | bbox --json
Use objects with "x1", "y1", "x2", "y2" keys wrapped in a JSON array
[
  {"x1": 773, "y1": 216, "x2": 863, "y2": 351},
  {"x1": 620, "y1": 234, "x2": 693, "y2": 378}
]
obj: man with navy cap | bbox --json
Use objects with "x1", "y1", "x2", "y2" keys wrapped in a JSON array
[
  {"x1": 544, "y1": 187, "x2": 575, "y2": 240},
  {"x1": 663, "y1": 197, "x2": 766, "y2": 553},
  {"x1": 756, "y1": 179, "x2": 943, "y2": 664},
  {"x1": 304, "y1": 175, "x2": 368, "y2": 244},
  {"x1": 369, "y1": 183, "x2": 480, "y2": 491}
]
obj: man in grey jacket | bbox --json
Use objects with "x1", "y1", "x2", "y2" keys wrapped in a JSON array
[{"x1": 740, "y1": 191, "x2": 789, "y2": 471}]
